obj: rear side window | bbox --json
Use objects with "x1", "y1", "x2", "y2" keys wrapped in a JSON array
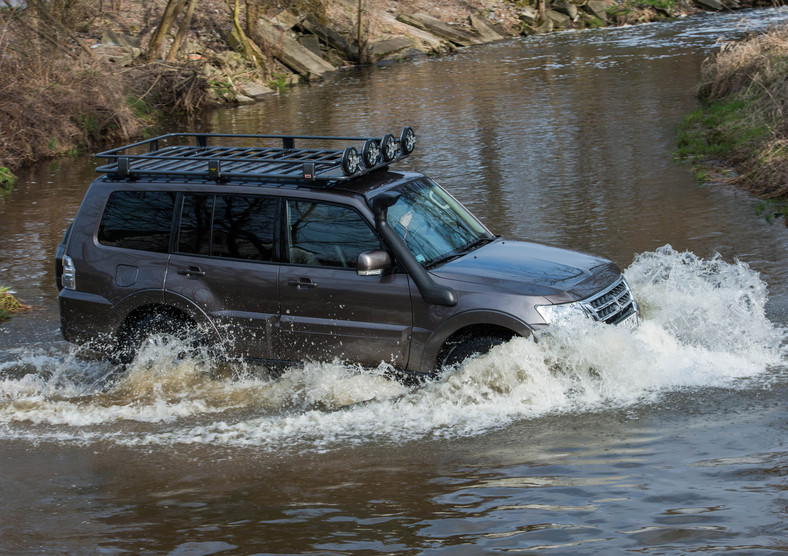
[
  {"x1": 178, "y1": 194, "x2": 277, "y2": 262},
  {"x1": 98, "y1": 191, "x2": 176, "y2": 253}
]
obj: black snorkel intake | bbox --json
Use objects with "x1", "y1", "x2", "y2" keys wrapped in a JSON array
[{"x1": 372, "y1": 192, "x2": 458, "y2": 307}]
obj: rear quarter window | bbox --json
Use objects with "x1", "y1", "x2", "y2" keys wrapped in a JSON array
[{"x1": 98, "y1": 191, "x2": 176, "y2": 253}]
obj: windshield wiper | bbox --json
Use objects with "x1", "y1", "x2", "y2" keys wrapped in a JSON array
[
  {"x1": 460, "y1": 236, "x2": 494, "y2": 254},
  {"x1": 424, "y1": 237, "x2": 493, "y2": 269}
]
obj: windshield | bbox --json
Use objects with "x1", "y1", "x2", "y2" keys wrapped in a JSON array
[{"x1": 384, "y1": 178, "x2": 493, "y2": 267}]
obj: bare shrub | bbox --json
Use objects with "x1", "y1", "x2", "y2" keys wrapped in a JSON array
[
  {"x1": 127, "y1": 63, "x2": 211, "y2": 115},
  {"x1": 0, "y1": 5, "x2": 144, "y2": 169},
  {"x1": 0, "y1": 54, "x2": 142, "y2": 169}
]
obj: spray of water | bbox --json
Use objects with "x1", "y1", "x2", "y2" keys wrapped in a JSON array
[{"x1": 0, "y1": 246, "x2": 785, "y2": 449}]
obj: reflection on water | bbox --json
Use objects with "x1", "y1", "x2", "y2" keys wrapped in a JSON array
[{"x1": 0, "y1": 7, "x2": 787, "y2": 555}]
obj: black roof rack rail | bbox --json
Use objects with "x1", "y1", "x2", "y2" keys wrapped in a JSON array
[{"x1": 95, "y1": 128, "x2": 416, "y2": 185}]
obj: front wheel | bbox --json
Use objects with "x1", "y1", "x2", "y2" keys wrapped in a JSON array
[{"x1": 439, "y1": 334, "x2": 509, "y2": 370}]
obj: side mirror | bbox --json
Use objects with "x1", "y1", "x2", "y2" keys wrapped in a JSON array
[{"x1": 356, "y1": 250, "x2": 392, "y2": 276}]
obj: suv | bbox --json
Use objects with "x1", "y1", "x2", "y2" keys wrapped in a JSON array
[{"x1": 56, "y1": 128, "x2": 638, "y2": 376}]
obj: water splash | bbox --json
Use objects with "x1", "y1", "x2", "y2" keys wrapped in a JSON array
[{"x1": 0, "y1": 246, "x2": 784, "y2": 449}]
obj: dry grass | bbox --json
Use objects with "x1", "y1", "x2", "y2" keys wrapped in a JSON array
[
  {"x1": 0, "y1": 5, "x2": 144, "y2": 169},
  {"x1": 0, "y1": 56, "x2": 142, "y2": 169},
  {"x1": 0, "y1": 6, "x2": 217, "y2": 170},
  {"x1": 696, "y1": 25, "x2": 788, "y2": 199}
]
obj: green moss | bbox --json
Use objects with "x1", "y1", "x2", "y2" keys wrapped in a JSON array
[
  {"x1": 0, "y1": 286, "x2": 28, "y2": 320},
  {"x1": 75, "y1": 113, "x2": 100, "y2": 136},
  {"x1": 675, "y1": 99, "x2": 766, "y2": 162},
  {"x1": 0, "y1": 167, "x2": 15, "y2": 193},
  {"x1": 267, "y1": 74, "x2": 290, "y2": 93},
  {"x1": 628, "y1": 0, "x2": 675, "y2": 10},
  {"x1": 755, "y1": 199, "x2": 788, "y2": 224}
]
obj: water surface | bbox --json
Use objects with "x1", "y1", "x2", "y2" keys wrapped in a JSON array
[{"x1": 0, "y1": 8, "x2": 787, "y2": 554}]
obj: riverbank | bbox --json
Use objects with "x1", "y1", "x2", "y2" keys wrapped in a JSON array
[
  {"x1": 676, "y1": 23, "x2": 788, "y2": 223},
  {"x1": 0, "y1": 0, "x2": 776, "y2": 179}
]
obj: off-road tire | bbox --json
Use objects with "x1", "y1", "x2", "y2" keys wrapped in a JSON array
[
  {"x1": 439, "y1": 334, "x2": 509, "y2": 370},
  {"x1": 112, "y1": 312, "x2": 204, "y2": 366}
]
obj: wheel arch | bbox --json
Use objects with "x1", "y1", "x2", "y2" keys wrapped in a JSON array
[
  {"x1": 419, "y1": 311, "x2": 533, "y2": 374},
  {"x1": 115, "y1": 302, "x2": 221, "y2": 346}
]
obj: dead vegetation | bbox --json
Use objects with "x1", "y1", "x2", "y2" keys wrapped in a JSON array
[
  {"x1": 0, "y1": 286, "x2": 30, "y2": 320},
  {"x1": 0, "y1": 1, "x2": 215, "y2": 171},
  {"x1": 0, "y1": 53, "x2": 140, "y2": 168},
  {"x1": 697, "y1": 25, "x2": 788, "y2": 201}
]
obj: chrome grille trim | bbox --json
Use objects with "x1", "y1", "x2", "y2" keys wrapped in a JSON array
[{"x1": 581, "y1": 276, "x2": 638, "y2": 325}]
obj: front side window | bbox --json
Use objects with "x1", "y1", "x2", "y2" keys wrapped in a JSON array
[
  {"x1": 178, "y1": 194, "x2": 277, "y2": 262},
  {"x1": 98, "y1": 191, "x2": 176, "y2": 253},
  {"x1": 384, "y1": 179, "x2": 492, "y2": 267},
  {"x1": 286, "y1": 200, "x2": 381, "y2": 268}
]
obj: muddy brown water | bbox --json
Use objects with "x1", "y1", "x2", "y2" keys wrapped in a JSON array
[{"x1": 1, "y1": 8, "x2": 787, "y2": 555}]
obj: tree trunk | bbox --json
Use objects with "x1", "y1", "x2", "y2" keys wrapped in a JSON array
[
  {"x1": 26, "y1": 0, "x2": 95, "y2": 58},
  {"x1": 226, "y1": 0, "x2": 265, "y2": 71},
  {"x1": 245, "y1": 0, "x2": 260, "y2": 38},
  {"x1": 147, "y1": 0, "x2": 187, "y2": 62},
  {"x1": 165, "y1": 0, "x2": 198, "y2": 62}
]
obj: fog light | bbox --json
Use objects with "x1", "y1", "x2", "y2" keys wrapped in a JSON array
[
  {"x1": 400, "y1": 127, "x2": 416, "y2": 155},
  {"x1": 362, "y1": 139, "x2": 381, "y2": 168},
  {"x1": 380, "y1": 134, "x2": 397, "y2": 162},
  {"x1": 341, "y1": 146, "x2": 360, "y2": 175}
]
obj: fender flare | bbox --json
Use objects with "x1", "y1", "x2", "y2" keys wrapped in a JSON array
[
  {"x1": 418, "y1": 309, "x2": 534, "y2": 373},
  {"x1": 112, "y1": 290, "x2": 223, "y2": 346}
]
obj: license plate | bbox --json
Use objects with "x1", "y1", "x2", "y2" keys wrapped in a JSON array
[{"x1": 617, "y1": 312, "x2": 639, "y2": 329}]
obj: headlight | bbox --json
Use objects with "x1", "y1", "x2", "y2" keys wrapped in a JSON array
[{"x1": 535, "y1": 301, "x2": 589, "y2": 325}]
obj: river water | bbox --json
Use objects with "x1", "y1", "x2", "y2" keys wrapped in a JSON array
[{"x1": 1, "y1": 8, "x2": 787, "y2": 555}]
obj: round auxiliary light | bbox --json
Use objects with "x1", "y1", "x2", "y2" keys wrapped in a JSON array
[
  {"x1": 362, "y1": 139, "x2": 381, "y2": 168},
  {"x1": 400, "y1": 126, "x2": 416, "y2": 155},
  {"x1": 380, "y1": 133, "x2": 397, "y2": 162},
  {"x1": 341, "y1": 146, "x2": 361, "y2": 175}
]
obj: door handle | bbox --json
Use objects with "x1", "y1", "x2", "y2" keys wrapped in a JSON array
[
  {"x1": 287, "y1": 277, "x2": 318, "y2": 289},
  {"x1": 178, "y1": 266, "x2": 206, "y2": 277}
]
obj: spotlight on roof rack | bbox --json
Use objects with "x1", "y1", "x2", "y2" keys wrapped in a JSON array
[
  {"x1": 362, "y1": 139, "x2": 381, "y2": 168},
  {"x1": 342, "y1": 146, "x2": 361, "y2": 175},
  {"x1": 400, "y1": 127, "x2": 416, "y2": 155},
  {"x1": 380, "y1": 134, "x2": 397, "y2": 162}
]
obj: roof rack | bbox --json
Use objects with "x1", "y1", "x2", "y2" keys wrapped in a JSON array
[{"x1": 95, "y1": 128, "x2": 416, "y2": 184}]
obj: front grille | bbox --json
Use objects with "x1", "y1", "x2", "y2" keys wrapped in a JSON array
[{"x1": 583, "y1": 276, "x2": 638, "y2": 325}]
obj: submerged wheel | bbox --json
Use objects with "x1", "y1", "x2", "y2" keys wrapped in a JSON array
[
  {"x1": 439, "y1": 334, "x2": 510, "y2": 370},
  {"x1": 112, "y1": 311, "x2": 205, "y2": 365}
]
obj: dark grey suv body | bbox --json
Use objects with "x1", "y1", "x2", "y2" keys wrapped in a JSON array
[{"x1": 56, "y1": 130, "x2": 638, "y2": 376}]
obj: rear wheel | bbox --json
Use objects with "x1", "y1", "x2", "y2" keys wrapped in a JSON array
[
  {"x1": 112, "y1": 312, "x2": 205, "y2": 366},
  {"x1": 439, "y1": 334, "x2": 510, "y2": 370}
]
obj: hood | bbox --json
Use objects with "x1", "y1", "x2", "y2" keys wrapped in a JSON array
[{"x1": 431, "y1": 239, "x2": 621, "y2": 301}]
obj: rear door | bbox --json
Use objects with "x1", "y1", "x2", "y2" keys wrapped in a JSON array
[
  {"x1": 165, "y1": 193, "x2": 280, "y2": 359},
  {"x1": 277, "y1": 199, "x2": 413, "y2": 369}
]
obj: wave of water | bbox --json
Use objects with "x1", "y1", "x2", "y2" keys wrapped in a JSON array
[{"x1": 0, "y1": 245, "x2": 785, "y2": 450}]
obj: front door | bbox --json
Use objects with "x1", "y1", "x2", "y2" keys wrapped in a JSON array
[{"x1": 277, "y1": 199, "x2": 413, "y2": 369}]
